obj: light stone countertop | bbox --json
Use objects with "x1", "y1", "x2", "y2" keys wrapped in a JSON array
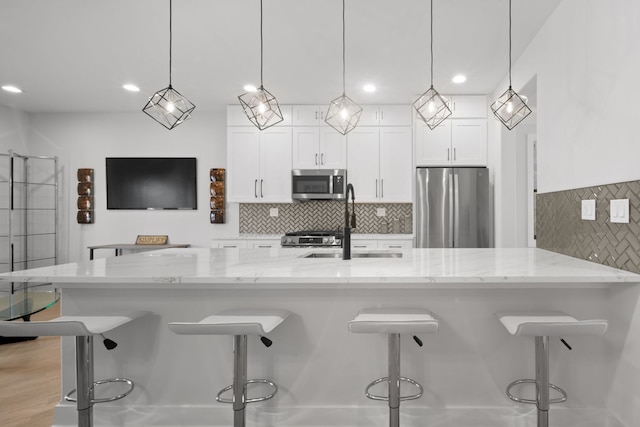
[{"x1": 0, "y1": 248, "x2": 638, "y2": 290}]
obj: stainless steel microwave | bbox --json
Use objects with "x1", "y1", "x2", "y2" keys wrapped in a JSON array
[{"x1": 291, "y1": 169, "x2": 346, "y2": 200}]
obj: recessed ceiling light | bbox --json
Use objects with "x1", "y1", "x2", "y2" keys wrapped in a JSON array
[
  {"x1": 452, "y1": 75, "x2": 467, "y2": 84},
  {"x1": 2, "y1": 85, "x2": 23, "y2": 93},
  {"x1": 123, "y1": 84, "x2": 140, "y2": 92},
  {"x1": 243, "y1": 84, "x2": 257, "y2": 92},
  {"x1": 363, "y1": 84, "x2": 376, "y2": 93}
]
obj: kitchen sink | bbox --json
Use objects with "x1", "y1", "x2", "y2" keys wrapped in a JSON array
[{"x1": 302, "y1": 252, "x2": 403, "y2": 259}]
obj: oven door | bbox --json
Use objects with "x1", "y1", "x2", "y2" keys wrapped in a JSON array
[{"x1": 291, "y1": 169, "x2": 346, "y2": 200}]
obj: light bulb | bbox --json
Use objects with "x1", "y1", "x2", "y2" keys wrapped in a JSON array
[
  {"x1": 258, "y1": 103, "x2": 267, "y2": 114},
  {"x1": 166, "y1": 102, "x2": 175, "y2": 113},
  {"x1": 506, "y1": 102, "x2": 514, "y2": 114},
  {"x1": 427, "y1": 101, "x2": 436, "y2": 113},
  {"x1": 340, "y1": 108, "x2": 349, "y2": 120}
]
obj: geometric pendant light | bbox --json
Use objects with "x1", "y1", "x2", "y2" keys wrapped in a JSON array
[
  {"x1": 491, "y1": 0, "x2": 532, "y2": 130},
  {"x1": 413, "y1": 0, "x2": 452, "y2": 130},
  {"x1": 324, "y1": 0, "x2": 363, "y2": 135},
  {"x1": 238, "y1": 0, "x2": 284, "y2": 131},
  {"x1": 143, "y1": 0, "x2": 195, "y2": 130}
]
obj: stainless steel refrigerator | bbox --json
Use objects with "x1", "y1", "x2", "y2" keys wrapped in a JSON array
[{"x1": 416, "y1": 167, "x2": 492, "y2": 248}]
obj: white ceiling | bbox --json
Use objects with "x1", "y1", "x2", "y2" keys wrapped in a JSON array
[{"x1": 0, "y1": 0, "x2": 560, "y2": 114}]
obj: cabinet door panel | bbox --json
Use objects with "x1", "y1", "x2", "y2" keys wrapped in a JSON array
[
  {"x1": 379, "y1": 127, "x2": 413, "y2": 202},
  {"x1": 379, "y1": 105, "x2": 413, "y2": 126},
  {"x1": 260, "y1": 127, "x2": 293, "y2": 202},
  {"x1": 357, "y1": 107, "x2": 380, "y2": 126},
  {"x1": 452, "y1": 119, "x2": 487, "y2": 166},
  {"x1": 346, "y1": 128, "x2": 379, "y2": 202},
  {"x1": 451, "y1": 96, "x2": 488, "y2": 119},
  {"x1": 292, "y1": 127, "x2": 320, "y2": 169},
  {"x1": 319, "y1": 127, "x2": 346, "y2": 169},
  {"x1": 227, "y1": 128, "x2": 260, "y2": 202},
  {"x1": 292, "y1": 105, "x2": 321, "y2": 126},
  {"x1": 415, "y1": 121, "x2": 452, "y2": 166}
]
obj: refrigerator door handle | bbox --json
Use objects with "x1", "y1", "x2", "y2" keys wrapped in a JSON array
[
  {"x1": 453, "y1": 172, "x2": 459, "y2": 247},
  {"x1": 450, "y1": 171, "x2": 456, "y2": 248}
]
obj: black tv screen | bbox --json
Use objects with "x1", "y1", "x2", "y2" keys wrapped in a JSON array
[{"x1": 106, "y1": 157, "x2": 197, "y2": 210}]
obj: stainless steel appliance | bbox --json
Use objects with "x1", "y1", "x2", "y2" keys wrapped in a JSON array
[
  {"x1": 416, "y1": 167, "x2": 492, "y2": 248},
  {"x1": 291, "y1": 169, "x2": 346, "y2": 200},
  {"x1": 281, "y1": 230, "x2": 343, "y2": 248}
]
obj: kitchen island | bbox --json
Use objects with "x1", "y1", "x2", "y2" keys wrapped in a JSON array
[{"x1": 2, "y1": 247, "x2": 639, "y2": 427}]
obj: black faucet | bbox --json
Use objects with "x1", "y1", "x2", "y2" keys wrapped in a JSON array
[{"x1": 343, "y1": 183, "x2": 356, "y2": 260}]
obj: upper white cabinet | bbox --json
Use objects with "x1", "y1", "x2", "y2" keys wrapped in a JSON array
[
  {"x1": 415, "y1": 119, "x2": 487, "y2": 166},
  {"x1": 292, "y1": 127, "x2": 346, "y2": 169},
  {"x1": 227, "y1": 105, "x2": 293, "y2": 126},
  {"x1": 227, "y1": 127, "x2": 293, "y2": 202},
  {"x1": 358, "y1": 105, "x2": 413, "y2": 127},
  {"x1": 291, "y1": 105, "x2": 328, "y2": 126},
  {"x1": 347, "y1": 127, "x2": 413, "y2": 202},
  {"x1": 449, "y1": 95, "x2": 487, "y2": 119}
]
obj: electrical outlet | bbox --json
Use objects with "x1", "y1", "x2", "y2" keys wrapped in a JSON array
[
  {"x1": 269, "y1": 208, "x2": 278, "y2": 217},
  {"x1": 610, "y1": 199, "x2": 629, "y2": 223},
  {"x1": 581, "y1": 199, "x2": 596, "y2": 220},
  {"x1": 376, "y1": 208, "x2": 386, "y2": 217}
]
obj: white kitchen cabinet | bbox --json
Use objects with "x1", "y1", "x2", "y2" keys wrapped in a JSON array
[
  {"x1": 358, "y1": 105, "x2": 413, "y2": 126},
  {"x1": 449, "y1": 95, "x2": 487, "y2": 119},
  {"x1": 415, "y1": 119, "x2": 487, "y2": 166},
  {"x1": 292, "y1": 127, "x2": 346, "y2": 169},
  {"x1": 350, "y1": 239, "x2": 378, "y2": 249},
  {"x1": 351, "y1": 237, "x2": 413, "y2": 249},
  {"x1": 227, "y1": 104, "x2": 293, "y2": 126},
  {"x1": 291, "y1": 105, "x2": 328, "y2": 126},
  {"x1": 212, "y1": 239, "x2": 248, "y2": 249},
  {"x1": 379, "y1": 239, "x2": 413, "y2": 249},
  {"x1": 347, "y1": 127, "x2": 413, "y2": 202},
  {"x1": 227, "y1": 127, "x2": 293, "y2": 202},
  {"x1": 248, "y1": 239, "x2": 281, "y2": 248}
]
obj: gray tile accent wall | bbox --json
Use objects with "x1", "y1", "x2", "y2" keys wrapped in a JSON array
[
  {"x1": 536, "y1": 180, "x2": 640, "y2": 274},
  {"x1": 240, "y1": 202, "x2": 412, "y2": 234}
]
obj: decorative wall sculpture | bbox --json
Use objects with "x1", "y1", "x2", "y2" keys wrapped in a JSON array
[{"x1": 77, "y1": 168, "x2": 94, "y2": 224}]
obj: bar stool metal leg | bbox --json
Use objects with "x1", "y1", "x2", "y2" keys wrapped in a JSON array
[
  {"x1": 535, "y1": 336, "x2": 549, "y2": 427},
  {"x1": 388, "y1": 333, "x2": 400, "y2": 427},
  {"x1": 233, "y1": 334, "x2": 248, "y2": 427},
  {"x1": 76, "y1": 335, "x2": 94, "y2": 427}
]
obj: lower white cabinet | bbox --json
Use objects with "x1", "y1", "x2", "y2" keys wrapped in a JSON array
[
  {"x1": 351, "y1": 238, "x2": 413, "y2": 249},
  {"x1": 248, "y1": 239, "x2": 281, "y2": 248},
  {"x1": 212, "y1": 239, "x2": 248, "y2": 249}
]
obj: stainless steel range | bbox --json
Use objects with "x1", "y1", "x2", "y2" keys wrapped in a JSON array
[{"x1": 281, "y1": 230, "x2": 343, "y2": 248}]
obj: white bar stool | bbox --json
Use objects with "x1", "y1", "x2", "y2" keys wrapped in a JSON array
[
  {"x1": 168, "y1": 309, "x2": 290, "y2": 427},
  {"x1": 498, "y1": 311, "x2": 608, "y2": 427},
  {"x1": 348, "y1": 308, "x2": 439, "y2": 427},
  {"x1": 0, "y1": 311, "x2": 148, "y2": 427}
]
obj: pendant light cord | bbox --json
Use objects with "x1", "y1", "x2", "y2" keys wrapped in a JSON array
[
  {"x1": 260, "y1": 0, "x2": 264, "y2": 88},
  {"x1": 342, "y1": 0, "x2": 346, "y2": 95},
  {"x1": 430, "y1": 0, "x2": 434, "y2": 87},
  {"x1": 508, "y1": 0, "x2": 512, "y2": 88},
  {"x1": 169, "y1": 0, "x2": 173, "y2": 87}
]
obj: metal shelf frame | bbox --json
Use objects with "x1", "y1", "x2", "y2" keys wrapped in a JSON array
[{"x1": 0, "y1": 150, "x2": 58, "y2": 273}]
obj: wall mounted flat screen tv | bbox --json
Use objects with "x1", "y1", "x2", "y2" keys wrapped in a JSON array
[{"x1": 106, "y1": 157, "x2": 197, "y2": 210}]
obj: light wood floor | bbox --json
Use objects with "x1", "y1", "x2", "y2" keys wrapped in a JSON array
[{"x1": 0, "y1": 302, "x2": 61, "y2": 427}]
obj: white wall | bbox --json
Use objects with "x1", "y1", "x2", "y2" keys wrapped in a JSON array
[
  {"x1": 0, "y1": 104, "x2": 30, "y2": 154},
  {"x1": 493, "y1": 0, "x2": 640, "y2": 424},
  {"x1": 27, "y1": 112, "x2": 236, "y2": 263},
  {"x1": 503, "y1": 0, "x2": 640, "y2": 194}
]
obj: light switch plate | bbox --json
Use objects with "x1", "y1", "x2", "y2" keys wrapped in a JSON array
[
  {"x1": 610, "y1": 199, "x2": 629, "y2": 223},
  {"x1": 581, "y1": 199, "x2": 596, "y2": 220},
  {"x1": 269, "y1": 208, "x2": 278, "y2": 217}
]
